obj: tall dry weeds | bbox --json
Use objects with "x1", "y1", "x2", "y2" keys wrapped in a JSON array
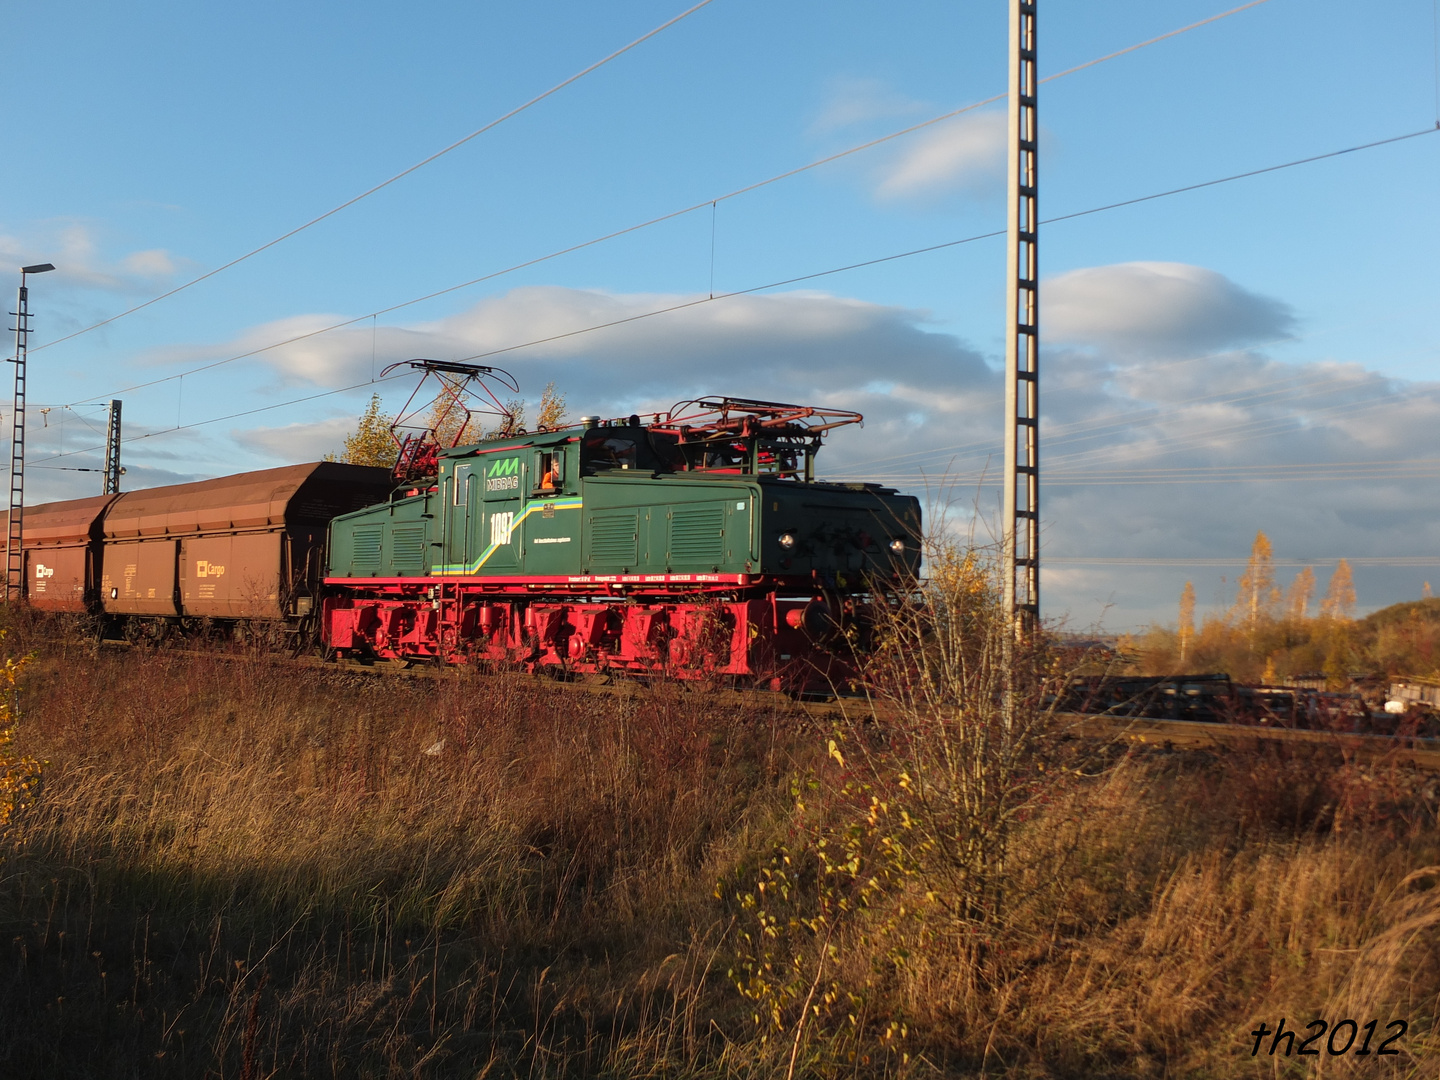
[
  {"x1": 3, "y1": 598, "x2": 1440, "y2": 1077},
  {"x1": 0, "y1": 615, "x2": 808, "y2": 1077}
]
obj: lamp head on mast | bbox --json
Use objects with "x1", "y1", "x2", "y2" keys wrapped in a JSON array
[{"x1": 19, "y1": 264, "x2": 55, "y2": 290}]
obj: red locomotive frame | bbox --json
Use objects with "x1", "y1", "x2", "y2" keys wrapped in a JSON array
[{"x1": 321, "y1": 575, "x2": 860, "y2": 690}]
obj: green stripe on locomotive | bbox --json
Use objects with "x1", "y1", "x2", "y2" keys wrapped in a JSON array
[{"x1": 326, "y1": 424, "x2": 920, "y2": 585}]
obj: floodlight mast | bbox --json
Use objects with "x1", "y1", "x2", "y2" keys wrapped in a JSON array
[{"x1": 5, "y1": 263, "x2": 56, "y2": 603}]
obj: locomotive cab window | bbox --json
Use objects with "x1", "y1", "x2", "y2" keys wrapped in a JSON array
[
  {"x1": 533, "y1": 449, "x2": 565, "y2": 492},
  {"x1": 581, "y1": 435, "x2": 638, "y2": 472}
]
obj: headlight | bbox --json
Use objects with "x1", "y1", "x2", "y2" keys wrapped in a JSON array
[
  {"x1": 778, "y1": 531, "x2": 797, "y2": 550},
  {"x1": 888, "y1": 537, "x2": 907, "y2": 555}
]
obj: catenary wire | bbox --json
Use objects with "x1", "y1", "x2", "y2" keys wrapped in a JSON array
[
  {"x1": 1046, "y1": 556, "x2": 1440, "y2": 567},
  {"x1": 1042, "y1": 378, "x2": 1414, "y2": 471},
  {"x1": 815, "y1": 318, "x2": 1435, "y2": 475},
  {"x1": 830, "y1": 342, "x2": 1333, "y2": 474},
  {"x1": 825, "y1": 471, "x2": 1440, "y2": 485},
  {"x1": 32, "y1": 371, "x2": 422, "y2": 466},
  {"x1": 30, "y1": 0, "x2": 718, "y2": 357},
  {"x1": 32, "y1": 125, "x2": 1439, "y2": 467},
  {"x1": 834, "y1": 385, "x2": 1432, "y2": 488},
  {"x1": 456, "y1": 124, "x2": 1433, "y2": 356},
  {"x1": 842, "y1": 338, "x2": 1435, "y2": 479},
  {"x1": 58, "y1": 0, "x2": 1278, "y2": 406}
]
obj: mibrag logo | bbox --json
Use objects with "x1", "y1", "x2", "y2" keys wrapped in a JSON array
[{"x1": 486, "y1": 457, "x2": 520, "y2": 491}]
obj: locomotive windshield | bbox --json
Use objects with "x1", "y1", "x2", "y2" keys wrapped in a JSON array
[
  {"x1": 578, "y1": 426, "x2": 800, "y2": 477},
  {"x1": 579, "y1": 426, "x2": 679, "y2": 474}
]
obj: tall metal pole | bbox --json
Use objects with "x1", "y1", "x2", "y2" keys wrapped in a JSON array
[
  {"x1": 6, "y1": 265, "x2": 54, "y2": 603},
  {"x1": 104, "y1": 399, "x2": 123, "y2": 495},
  {"x1": 6, "y1": 263, "x2": 55, "y2": 602},
  {"x1": 1002, "y1": 0, "x2": 1040, "y2": 638},
  {"x1": 5, "y1": 277, "x2": 27, "y2": 603}
]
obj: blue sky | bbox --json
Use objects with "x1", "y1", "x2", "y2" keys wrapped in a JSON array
[{"x1": 3, "y1": 0, "x2": 1439, "y2": 628}]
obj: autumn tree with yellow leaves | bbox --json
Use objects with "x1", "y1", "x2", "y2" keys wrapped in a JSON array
[
  {"x1": 425, "y1": 388, "x2": 476, "y2": 448},
  {"x1": 1230, "y1": 531, "x2": 1279, "y2": 632},
  {"x1": 1177, "y1": 581, "x2": 1196, "y2": 666},
  {"x1": 534, "y1": 382, "x2": 567, "y2": 429},
  {"x1": 438, "y1": 380, "x2": 569, "y2": 441},
  {"x1": 333, "y1": 394, "x2": 398, "y2": 468},
  {"x1": 1285, "y1": 565, "x2": 1315, "y2": 621},
  {"x1": 1320, "y1": 558, "x2": 1356, "y2": 620}
]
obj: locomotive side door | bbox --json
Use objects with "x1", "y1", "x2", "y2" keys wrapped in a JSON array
[
  {"x1": 480, "y1": 452, "x2": 522, "y2": 573},
  {"x1": 447, "y1": 462, "x2": 477, "y2": 572}
]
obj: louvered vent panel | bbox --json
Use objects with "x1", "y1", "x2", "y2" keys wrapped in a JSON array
[
  {"x1": 352, "y1": 526, "x2": 383, "y2": 574},
  {"x1": 669, "y1": 507, "x2": 725, "y2": 561},
  {"x1": 589, "y1": 514, "x2": 638, "y2": 563},
  {"x1": 391, "y1": 526, "x2": 427, "y2": 576}
]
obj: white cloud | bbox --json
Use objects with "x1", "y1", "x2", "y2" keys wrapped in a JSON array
[
  {"x1": 1046, "y1": 261, "x2": 1296, "y2": 355},
  {"x1": 0, "y1": 219, "x2": 184, "y2": 294},
  {"x1": 120, "y1": 249, "x2": 180, "y2": 279},
  {"x1": 224, "y1": 286, "x2": 995, "y2": 413},
  {"x1": 807, "y1": 79, "x2": 1007, "y2": 205},
  {"x1": 233, "y1": 416, "x2": 356, "y2": 463},
  {"x1": 872, "y1": 111, "x2": 1008, "y2": 203},
  {"x1": 809, "y1": 76, "x2": 927, "y2": 135}
]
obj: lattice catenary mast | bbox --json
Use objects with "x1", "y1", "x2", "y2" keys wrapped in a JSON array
[
  {"x1": 6, "y1": 263, "x2": 56, "y2": 603},
  {"x1": 1002, "y1": 0, "x2": 1040, "y2": 634},
  {"x1": 104, "y1": 399, "x2": 123, "y2": 495}
]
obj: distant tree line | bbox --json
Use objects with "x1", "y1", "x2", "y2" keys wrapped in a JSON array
[{"x1": 1126, "y1": 530, "x2": 1439, "y2": 684}]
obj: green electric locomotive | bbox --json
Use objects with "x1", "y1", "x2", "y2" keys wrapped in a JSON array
[{"x1": 322, "y1": 372, "x2": 920, "y2": 688}]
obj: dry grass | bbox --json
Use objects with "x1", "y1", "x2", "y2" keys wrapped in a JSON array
[
  {"x1": 0, "y1": 613, "x2": 801, "y2": 1077},
  {"x1": 2, "y1": 608, "x2": 1440, "y2": 1078}
]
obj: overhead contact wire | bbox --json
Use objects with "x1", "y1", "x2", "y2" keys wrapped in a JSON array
[
  {"x1": 84, "y1": 122, "x2": 1436, "y2": 406},
  {"x1": 35, "y1": 0, "x2": 718, "y2": 357},
  {"x1": 64, "y1": 0, "x2": 1275, "y2": 406},
  {"x1": 38, "y1": 127, "x2": 1438, "y2": 464}
]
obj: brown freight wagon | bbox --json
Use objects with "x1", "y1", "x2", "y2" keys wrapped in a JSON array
[
  {"x1": 99, "y1": 462, "x2": 393, "y2": 621},
  {"x1": 21, "y1": 494, "x2": 120, "y2": 612}
]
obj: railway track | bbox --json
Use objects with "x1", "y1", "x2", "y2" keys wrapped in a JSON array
[
  {"x1": 94, "y1": 637, "x2": 1440, "y2": 771},
  {"x1": 1063, "y1": 712, "x2": 1440, "y2": 771}
]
